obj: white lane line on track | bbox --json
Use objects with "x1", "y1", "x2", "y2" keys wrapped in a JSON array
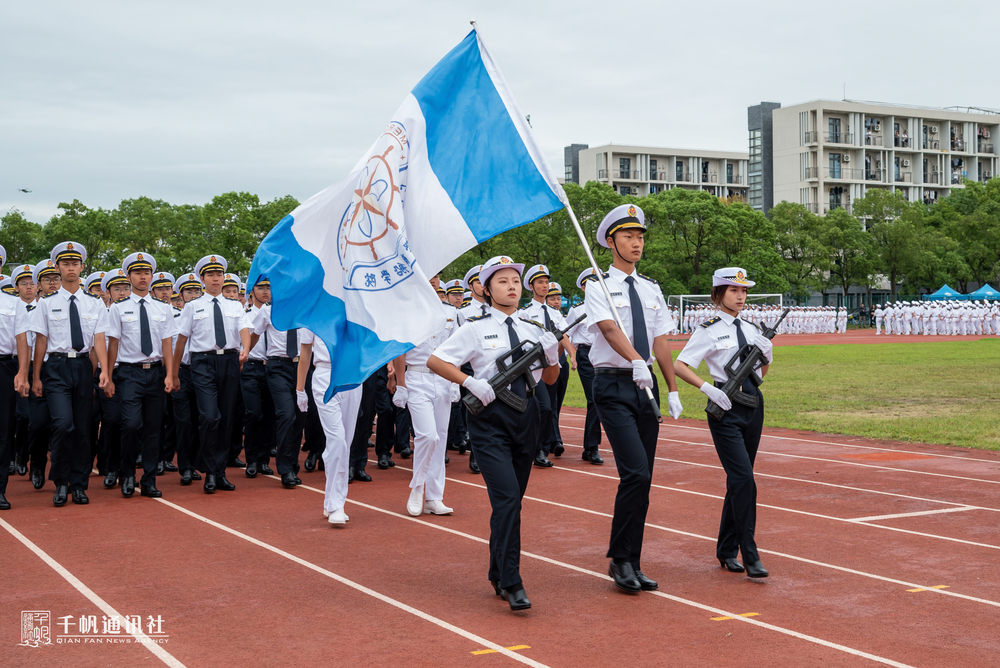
[
  {"x1": 551, "y1": 463, "x2": 1000, "y2": 551},
  {"x1": 557, "y1": 438, "x2": 1000, "y2": 513},
  {"x1": 848, "y1": 507, "x2": 980, "y2": 522},
  {"x1": 370, "y1": 465, "x2": 1000, "y2": 611},
  {"x1": 0, "y1": 517, "x2": 187, "y2": 668},
  {"x1": 278, "y1": 478, "x2": 914, "y2": 668},
  {"x1": 152, "y1": 498, "x2": 550, "y2": 668}
]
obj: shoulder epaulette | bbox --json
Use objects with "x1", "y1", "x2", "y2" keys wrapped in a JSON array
[
  {"x1": 637, "y1": 272, "x2": 659, "y2": 285},
  {"x1": 25, "y1": 304, "x2": 35, "y2": 312},
  {"x1": 467, "y1": 313, "x2": 491, "y2": 322},
  {"x1": 115, "y1": 296, "x2": 129, "y2": 304},
  {"x1": 700, "y1": 317, "x2": 721, "y2": 328},
  {"x1": 41, "y1": 291, "x2": 57, "y2": 299},
  {"x1": 602, "y1": 272, "x2": 610, "y2": 278},
  {"x1": 85, "y1": 291, "x2": 101, "y2": 299},
  {"x1": 225, "y1": 296, "x2": 240, "y2": 302},
  {"x1": 153, "y1": 296, "x2": 169, "y2": 304},
  {"x1": 519, "y1": 317, "x2": 545, "y2": 329}
]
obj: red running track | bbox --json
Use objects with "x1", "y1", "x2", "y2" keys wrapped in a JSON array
[{"x1": 3, "y1": 406, "x2": 1000, "y2": 667}]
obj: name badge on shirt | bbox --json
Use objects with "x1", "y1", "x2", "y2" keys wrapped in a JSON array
[{"x1": 481, "y1": 335, "x2": 501, "y2": 350}]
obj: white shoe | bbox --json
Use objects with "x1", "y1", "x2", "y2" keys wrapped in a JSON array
[
  {"x1": 323, "y1": 509, "x2": 328, "y2": 518},
  {"x1": 327, "y1": 508, "x2": 348, "y2": 525},
  {"x1": 424, "y1": 499, "x2": 453, "y2": 515},
  {"x1": 407, "y1": 485, "x2": 424, "y2": 517}
]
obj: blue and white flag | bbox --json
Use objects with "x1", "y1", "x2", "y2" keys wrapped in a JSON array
[{"x1": 248, "y1": 28, "x2": 567, "y2": 399}]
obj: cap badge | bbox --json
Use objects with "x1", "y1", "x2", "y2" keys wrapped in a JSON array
[
  {"x1": 499, "y1": 257, "x2": 512, "y2": 265},
  {"x1": 210, "y1": 256, "x2": 217, "y2": 263},
  {"x1": 67, "y1": 243, "x2": 74, "y2": 250},
  {"x1": 137, "y1": 253, "x2": 144, "y2": 261},
  {"x1": 628, "y1": 205, "x2": 636, "y2": 217}
]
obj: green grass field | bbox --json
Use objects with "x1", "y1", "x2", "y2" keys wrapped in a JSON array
[{"x1": 562, "y1": 339, "x2": 1000, "y2": 450}]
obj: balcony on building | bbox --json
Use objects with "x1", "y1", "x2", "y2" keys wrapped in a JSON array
[
  {"x1": 825, "y1": 131, "x2": 854, "y2": 145},
  {"x1": 701, "y1": 172, "x2": 718, "y2": 183},
  {"x1": 951, "y1": 136, "x2": 967, "y2": 152},
  {"x1": 978, "y1": 141, "x2": 994, "y2": 154},
  {"x1": 825, "y1": 167, "x2": 862, "y2": 180},
  {"x1": 804, "y1": 166, "x2": 819, "y2": 180},
  {"x1": 893, "y1": 133, "x2": 913, "y2": 149},
  {"x1": 804, "y1": 202, "x2": 819, "y2": 213},
  {"x1": 825, "y1": 199, "x2": 851, "y2": 214},
  {"x1": 923, "y1": 137, "x2": 941, "y2": 150},
  {"x1": 726, "y1": 172, "x2": 743, "y2": 184},
  {"x1": 894, "y1": 171, "x2": 912, "y2": 183},
  {"x1": 865, "y1": 168, "x2": 884, "y2": 182},
  {"x1": 804, "y1": 130, "x2": 819, "y2": 144},
  {"x1": 863, "y1": 132, "x2": 883, "y2": 146},
  {"x1": 923, "y1": 171, "x2": 941, "y2": 185}
]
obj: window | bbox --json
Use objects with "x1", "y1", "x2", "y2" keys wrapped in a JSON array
[
  {"x1": 619, "y1": 186, "x2": 630, "y2": 196},
  {"x1": 829, "y1": 118, "x2": 841, "y2": 143},
  {"x1": 619, "y1": 157, "x2": 631, "y2": 179},
  {"x1": 649, "y1": 159, "x2": 658, "y2": 180},
  {"x1": 829, "y1": 153, "x2": 841, "y2": 179},
  {"x1": 726, "y1": 163, "x2": 733, "y2": 183},
  {"x1": 676, "y1": 160, "x2": 684, "y2": 181},
  {"x1": 748, "y1": 129, "x2": 763, "y2": 209}
]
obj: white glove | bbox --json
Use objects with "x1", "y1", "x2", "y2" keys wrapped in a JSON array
[
  {"x1": 631, "y1": 359, "x2": 653, "y2": 390},
  {"x1": 296, "y1": 390, "x2": 309, "y2": 413},
  {"x1": 667, "y1": 391, "x2": 683, "y2": 420},
  {"x1": 449, "y1": 383, "x2": 460, "y2": 403},
  {"x1": 755, "y1": 336, "x2": 773, "y2": 364},
  {"x1": 540, "y1": 331, "x2": 559, "y2": 367},
  {"x1": 393, "y1": 386, "x2": 408, "y2": 408},
  {"x1": 463, "y1": 376, "x2": 495, "y2": 407},
  {"x1": 700, "y1": 382, "x2": 732, "y2": 411}
]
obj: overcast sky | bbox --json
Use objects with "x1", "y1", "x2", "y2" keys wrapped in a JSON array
[{"x1": 4, "y1": 0, "x2": 999, "y2": 223}]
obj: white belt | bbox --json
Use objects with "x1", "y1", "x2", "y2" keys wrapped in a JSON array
[{"x1": 407, "y1": 365, "x2": 432, "y2": 374}]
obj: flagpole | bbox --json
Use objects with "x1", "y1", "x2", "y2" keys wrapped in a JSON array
[{"x1": 563, "y1": 202, "x2": 662, "y2": 421}]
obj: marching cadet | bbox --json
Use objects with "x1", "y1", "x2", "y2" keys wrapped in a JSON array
[
  {"x1": 545, "y1": 282, "x2": 572, "y2": 453},
  {"x1": 223, "y1": 272, "x2": 248, "y2": 469},
  {"x1": 150, "y1": 271, "x2": 179, "y2": 474},
  {"x1": 0, "y1": 247, "x2": 28, "y2": 509},
  {"x1": 518, "y1": 264, "x2": 575, "y2": 467},
  {"x1": 105, "y1": 253, "x2": 177, "y2": 499},
  {"x1": 567, "y1": 268, "x2": 603, "y2": 464},
  {"x1": 250, "y1": 276, "x2": 306, "y2": 488},
  {"x1": 874, "y1": 303, "x2": 884, "y2": 335},
  {"x1": 428, "y1": 255, "x2": 561, "y2": 612},
  {"x1": 171, "y1": 255, "x2": 251, "y2": 494},
  {"x1": 19, "y1": 242, "x2": 111, "y2": 507},
  {"x1": 392, "y1": 276, "x2": 459, "y2": 517},
  {"x1": 445, "y1": 279, "x2": 464, "y2": 308},
  {"x1": 673, "y1": 267, "x2": 773, "y2": 579},
  {"x1": 18, "y1": 262, "x2": 57, "y2": 491},
  {"x1": 296, "y1": 329, "x2": 362, "y2": 525},
  {"x1": 457, "y1": 265, "x2": 488, "y2": 473},
  {"x1": 85, "y1": 271, "x2": 106, "y2": 300},
  {"x1": 171, "y1": 273, "x2": 203, "y2": 485},
  {"x1": 97, "y1": 270, "x2": 129, "y2": 487},
  {"x1": 241, "y1": 278, "x2": 277, "y2": 479},
  {"x1": 171, "y1": 290, "x2": 183, "y2": 309},
  {"x1": 461, "y1": 291, "x2": 471, "y2": 308},
  {"x1": 11, "y1": 263, "x2": 37, "y2": 481},
  {"x1": 0, "y1": 275, "x2": 13, "y2": 295},
  {"x1": 587, "y1": 204, "x2": 682, "y2": 593}
]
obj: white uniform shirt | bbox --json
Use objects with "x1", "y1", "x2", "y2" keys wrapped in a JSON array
[
  {"x1": 0, "y1": 292, "x2": 27, "y2": 355},
  {"x1": 107, "y1": 294, "x2": 176, "y2": 363},
  {"x1": 404, "y1": 302, "x2": 456, "y2": 367},
  {"x1": 566, "y1": 303, "x2": 594, "y2": 346},
  {"x1": 677, "y1": 311, "x2": 768, "y2": 384},
  {"x1": 433, "y1": 304, "x2": 548, "y2": 385},
  {"x1": 15, "y1": 299, "x2": 36, "y2": 348},
  {"x1": 251, "y1": 303, "x2": 304, "y2": 360},
  {"x1": 171, "y1": 306, "x2": 192, "y2": 365},
  {"x1": 244, "y1": 305, "x2": 268, "y2": 361},
  {"x1": 176, "y1": 292, "x2": 251, "y2": 353},
  {"x1": 28, "y1": 286, "x2": 109, "y2": 354},
  {"x1": 585, "y1": 266, "x2": 669, "y2": 368},
  {"x1": 518, "y1": 298, "x2": 567, "y2": 332},
  {"x1": 457, "y1": 300, "x2": 489, "y2": 326}
]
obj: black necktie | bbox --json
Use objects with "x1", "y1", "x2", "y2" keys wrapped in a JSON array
[
  {"x1": 733, "y1": 319, "x2": 756, "y2": 394},
  {"x1": 69, "y1": 294, "x2": 84, "y2": 352},
  {"x1": 542, "y1": 306, "x2": 553, "y2": 332},
  {"x1": 481, "y1": 304, "x2": 487, "y2": 316},
  {"x1": 212, "y1": 297, "x2": 227, "y2": 349},
  {"x1": 505, "y1": 316, "x2": 526, "y2": 398},
  {"x1": 624, "y1": 276, "x2": 649, "y2": 361},
  {"x1": 286, "y1": 328, "x2": 298, "y2": 358},
  {"x1": 139, "y1": 298, "x2": 153, "y2": 357}
]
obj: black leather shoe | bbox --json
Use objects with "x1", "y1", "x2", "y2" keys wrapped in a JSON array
[
  {"x1": 347, "y1": 466, "x2": 354, "y2": 484},
  {"x1": 228, "y1": 457, "x2": 246, "y2": 469},
  {"x1": 444, "y1": 455, "x2": 450, "y2": 464},
  {"x1": 121, "y1": 477, "x2": 136, "y2": 498},
  {"x1": 317, "y1": 458, "x2": 324, "y2": 471},
  {"x1": 217, "y1": 476, "x2": 236, "y2": 491},
  {"x1": 0, "y1": 493, "x2": 10, "y2": 510},
  {"x1": 469, "y1": 453, "x2": 480, "y2": 474},
  {"x1": 589, "y1": 449, "x2": 604, "y2": 465},
  {"x1": 104, "y1": 471, "x2": 119, "y2": 489},
  {"x1": 581, "y1": 449, "x2": 591, "y2": 461},
  {"x1": 190, "y1": 471, "x2": 202, "y2": 481},
  {"x1": 533, "y1": 452, "x2": 553, "y2": 468},
  {"x1": 634, "y1": 569, "x2": 658, "y2": 591},
  {"x1": 294, "y1": 476, "x2": 302, "y2": 485},
  {"x1": 7, "y1": 461, "x2": 14, "y2": 475},
  {"x1": 204, "y1": 474, "x2": 217, "y2": 493},
  {"x1": 458, "y1": 441, "x2": 467, "y2": 455},
  {"x1": 281, "y1": 471, "x2": 297, "y2": 488},
  {"x1": 72, "y1": 489, "x2": 89, "y2": 505},
  {"x1": 304, "y1": 452, "x2": 318, "y2": 472},
  {"x1": 490, "y1": 580, "x2": 502, "y2": 597},
  {"x1": 745, "y1": 560, "x2": 769, "y2": 578},
  {"x1": 553, "y1": 442, "x2": 565, "y2": 457},
  {"x1": 136, "y1": 454, "x2": 142, "y2": 466},
  {"x1": 180, "y1": 470, "x2": 193, "y2": 486},
  {"x1": 140, "y1": 484, "x2": 162, "y2": 498},
  {"x1": 53, "y1": 485, "x2": 69, "y2": 506},
  {"x1": 31, "y1": 468, "x2": 45, "y2": 490},
  {"x1": 399, "y1": 447, "x2": 412, "y2": 459},
  {"x1": 163, "y1": 461, "x2": 178, "y2": 473},
  {"x1": 14, "y1": 462, "x2": 27, "y2": 476},
  {"x1": 719, "y1": 558, "x2": 745, "y2": 573},
  {"x1": 259, "y1": 463, "x2": 274, "y2": 475},
  {"x1": 446, "y1": 442, "x2": 458, "y2": 452},
  {"x1": 377, "y1": 454, "x2": 392, "y2": 469},
  {"x1": 270, "y1": 447, "x2": 277, "y2": 457},
  {"x1": 353, "y1": 468, "x2": 372, "y2": 482},
  {"x1": 499, "y1": 585, "x2": 531, "y2": 611},
  {"x1": 245, "y1": 462, "x2": 258, "y2": 478},
  {"x1": 156, "y1": 461, "x2": 165, "y2": 476},
  {"x1": 608, "y1": 561, "x2": 641, "y2": 592}
]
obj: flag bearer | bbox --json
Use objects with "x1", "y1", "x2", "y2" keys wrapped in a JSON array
[
  {"x1": 428, "y1": 255, "x2": 561, "y2": 612},
  {"x1": 567, "y1": 268, "x2": 603, "y2": 464},
  {"x1": 171, "y1": 255, "x2": 251, "y2": 494},
  {"x1": 106, "y1": 252, "x2": 177, "y2": 498},
  {"x1": 587, "y1": 204, "x2": 682, "y2": 593}
]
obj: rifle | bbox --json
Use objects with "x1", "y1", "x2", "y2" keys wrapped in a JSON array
[
  {"x1": 705, "y1": 307, "x2": 789, "y2": 421},
  {"x1": 463, "y1": 313, "x2": 586, "y2": 417}
]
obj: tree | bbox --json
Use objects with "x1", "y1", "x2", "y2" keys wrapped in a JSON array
[
  {"x1": 43, "y1": 200, "x2": 120, "y2": 276},
  {"x1": 0, "y1": 209, "x2": 47, "y2": 264},
  {"x1": 854, "y1": 189, "x2": 915, "y2": 298},
  {"x1": 820, "y1": 208, "x2": 876, "y2": 300},
  {"x1": 767, "y1": 201, "x2": 830, "y2": 300}
]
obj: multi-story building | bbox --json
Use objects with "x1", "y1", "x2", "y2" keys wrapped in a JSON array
[
  {"x1": 564, "y1": 144, "x2": 588, "y2": 184},
  {"x1": 748, "y1": 102, "x2": 781, "y2": 214},
  {"x1": 575, "y1": 144, "x2": 749, "y2": 200},
  {"x1": 766, "y1": 100, "x2": 1000, "y2": 215}
]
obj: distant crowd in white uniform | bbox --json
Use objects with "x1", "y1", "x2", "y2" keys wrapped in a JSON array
[
  {"x1": 678, "y1": 304, "x2": 848, "y2": 335},
  {"x1": 873, "y1": 301, "x2": 1000, "y2": 336}
]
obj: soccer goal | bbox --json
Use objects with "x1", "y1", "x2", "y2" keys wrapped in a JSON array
[{"x1": 667, "y1": 294, "x2": 783, "y2": 333}]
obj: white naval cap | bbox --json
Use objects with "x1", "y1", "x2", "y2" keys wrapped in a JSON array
[
  {"x1": 0, "y1": 275, "x2": 11, "y2": 294},
  {"x1": 195, "y1": 254, "x2": 227, "y2": 276},
  {"x1": 712, "y1": 267, "x2": 755, "y2": 288},
  {"x1": 547, "y1": 282, "x2": 562, "y2": 296},
  {"x1": 12, "y1": 263, "x2": 34, "y2": 284},
  {"x1": 445, "y1": 279, "x2": 464, "y2": 295},
  {"x1": 174, "y1": 272, "x2": 203, "y2": 294},
  {"x1": 524, "y1": 264, "x2": 550, "y2": 287},
  {"x1": 150, "y1": 270, "x2": 175, "y2": 288},
  {"x1": 0, "y1": 244, "x2": 6, "y2": 268},
  {"x1": 101, "y1": 267, "x2": 130, "y2": 292},
  {"x1": 478, "y1": 255, "x2": 524, "y2": 288},
  {"x1": 85, "y1": 270, "x2": 106, "y2": 289},
  {"x1": 51, "y1": 241, "x2": 87, "y2": 264},
  {"x1": 597, "y1": 203, "x2": 646, "y2": 249},
  {"x1": 576, "y1": 267, "x2": 599, "y2": 290},
  {"x1": 33, "y1": 260, "x2": 59, "y2": 284},
  {"x1": 223, "y1": 272, "x2": 242, "y2": 288},
  {"x1": 462, "y1": 265, "x2": 483, "y2": 290},
  {"x1": 123, "y1": 251, "x2": 156, "y2": 274}
]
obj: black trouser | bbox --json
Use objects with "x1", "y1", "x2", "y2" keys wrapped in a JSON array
[
  {"x1": 25, "y1": 362, "x2": 51, "y2": 476},
  {"x1": 533, "y1": 374, "x2": 554, "y2": 456},
  {"x1": 90, "y1": 370, "x2": 104, "y2": 473},
  {"x1": 229, "y1": 374, "x2": 246, "y2": 461},
  {"x1": 469, "y1": 394, "x2": 539, "y2": 590},
  {"x1": 174, "y1": 365, "x2": 201, "y2": 472},
  {"x1": 594, "y1": 369, "x2": 660, "y2": 569},
  {"x1": 575, "y1": 345, "x2": 602, "y2": 451},
  {"x1": 265, "y1": 357, "x2": 301, "y2": 475},
  {"x1": 393, "y1": 405, "x2": 412, "y2": 453},
  {"x1": 707, "y1": 388, "x2": 764, "y2": 564},
  {"x1": 161, "y1": 392, "x2": 176, "y2": 465},
  {"x1": 13, "y1": 392, "x2": 29, "y2": 468},
  {"x1": 373, "y1": 367, "x2": 395, "y2": 459},
  {"x1": 548, "y1": 354, "x2": 569, "y2": 447},
  {"x1": 350, "y1": 372, "x2": 378, "y2": 472},
  {"x1": 97, "y1": 375, "x2": 123, "y2": 476},
  {"x1": 447, "y1": 400, "x2": 462, "y2": 448},
  {"x1": 0, "y1": 357, "x2": 18, "y2": 494},
  {"x1": 191, "y1": 352, "x2": 240, "y2": 477},
  {"x1": 240, "y1": 360, "x2": 274, "y2": 466},
  {"x1": 42, "y1": 356, "x2": 95, "y2": 491},
  {"x1": 116, "y1": 364, "x2": 166, "y2": 487},
  {"x1": 300, "y1": 365, "x2": 325, "y2": 455}
]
